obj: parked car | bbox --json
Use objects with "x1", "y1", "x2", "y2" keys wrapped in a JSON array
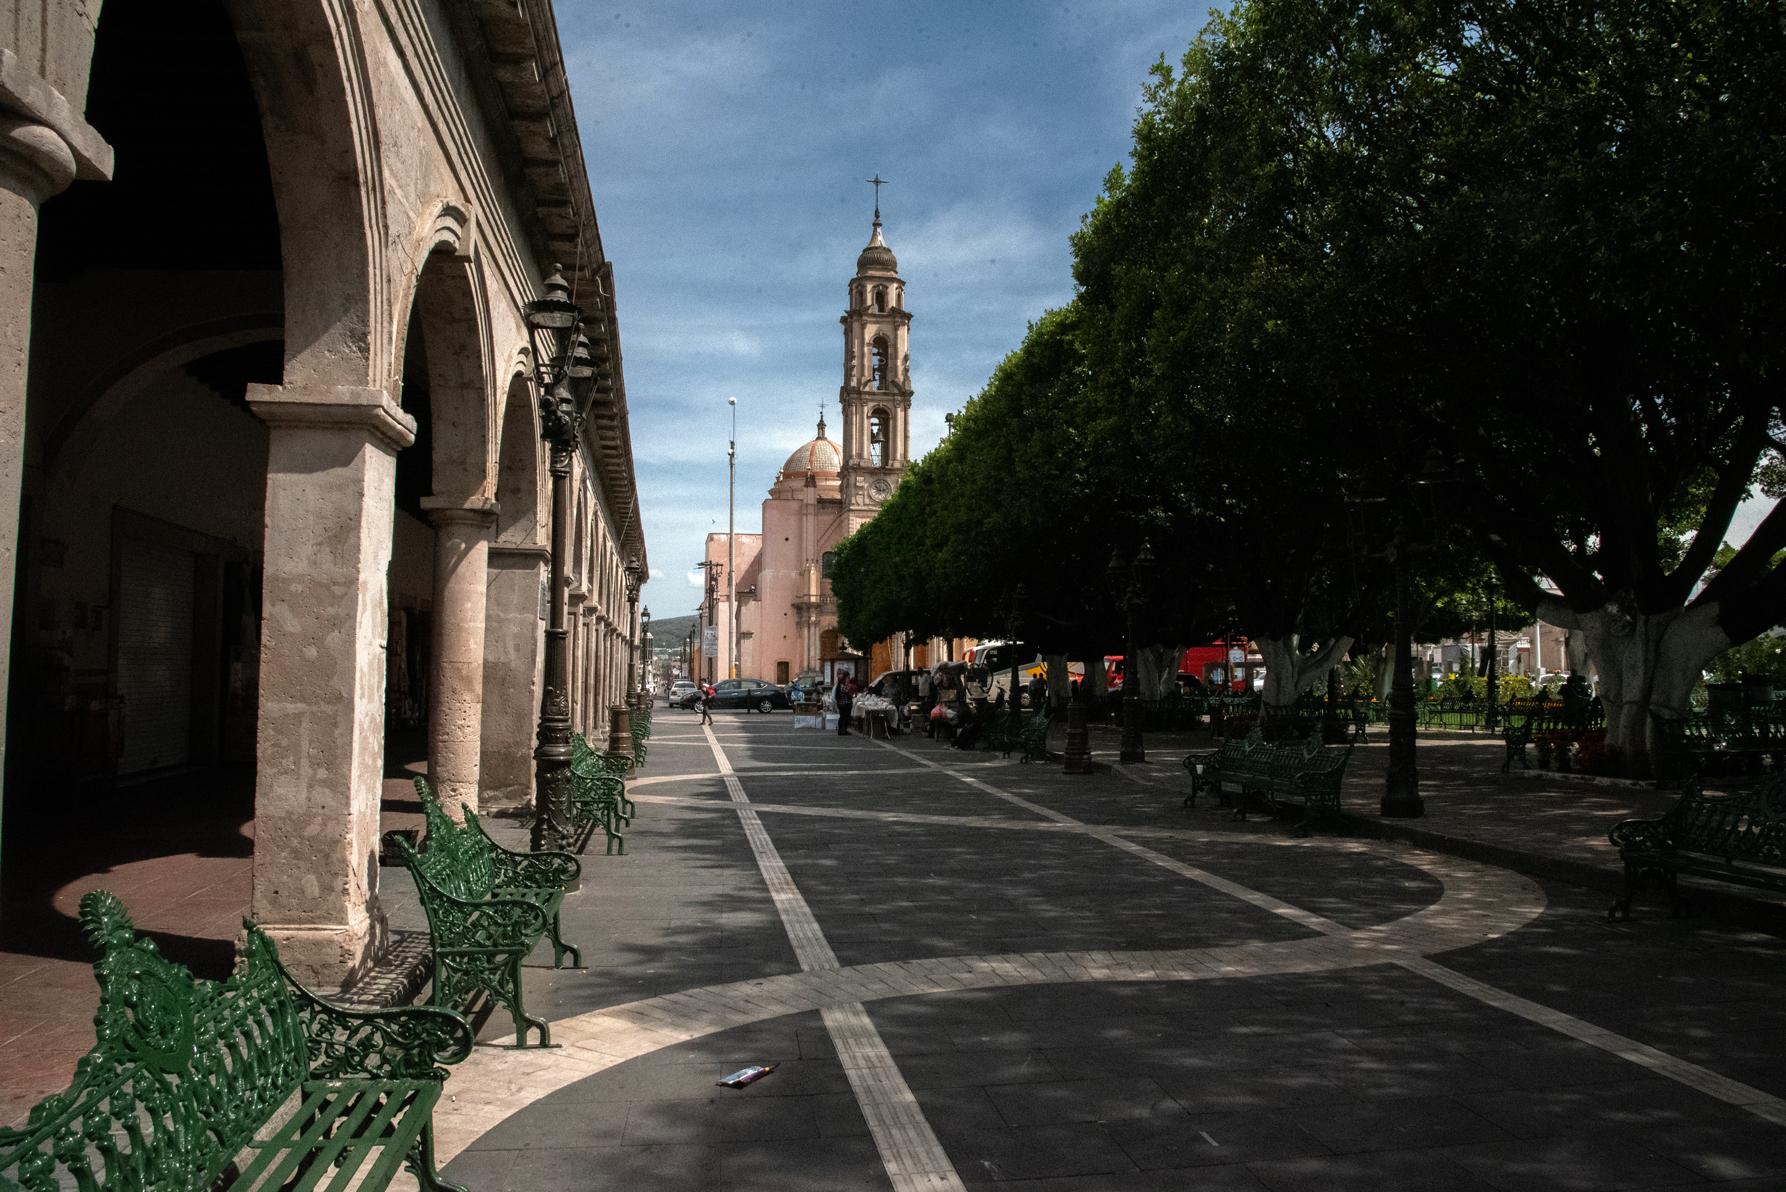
[
  {"x1": 708, "y1": 678, "x2": 791, "y2": 713},
  {"x1": 786, "y1": 671, "x2": 826, "y2": 705},
  {"x1": 666, "y1": 679, "x2": 697, "y2": 707}
]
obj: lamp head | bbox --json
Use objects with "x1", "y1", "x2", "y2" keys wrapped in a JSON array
[
  {"x1": 524, "y1": 266, "x2": 580, "y2": 333},
  {"x1": 1106, "y1": 546, "x2": 1128, "y2": 604},
  {"x1": 1133, "y1": 540, "x2": 1158, "y2": 586}
]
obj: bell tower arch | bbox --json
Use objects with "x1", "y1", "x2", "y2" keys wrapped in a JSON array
[{"x1": 839, "y1": 179, "x2": 912, "y2": 531}]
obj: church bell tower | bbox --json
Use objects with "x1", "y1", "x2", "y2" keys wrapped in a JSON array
[{"x1": 838, "y1": 178, "x2": 912, "y2": 532}]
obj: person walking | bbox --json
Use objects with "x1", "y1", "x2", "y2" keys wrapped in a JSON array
[
  {"x1": 835, "y1": 673, "x2": 856, "y2": 736},
  {"x1": 699, "y1": 680, "x2": 715, "y2": 726}
]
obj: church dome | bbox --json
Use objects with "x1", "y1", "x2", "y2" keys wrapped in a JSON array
[
  {"x1": 781, "y1": 420, "x2": 841, "y2": 478},
  {"x1": 856, "y1": 217, "x2": 898, "y2": 275}
]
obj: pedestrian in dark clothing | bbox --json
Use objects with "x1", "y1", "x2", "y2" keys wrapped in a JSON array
[{"x1": 835, "y1": 674, "x2": 855, "y2": 735}]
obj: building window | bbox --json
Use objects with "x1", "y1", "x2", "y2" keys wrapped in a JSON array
[
  {"x1": 873, "y1": 286, "x2": 887, "y2": 312},
  {"x1": 777, "y1": 660, "x2": 790, "y2": 684}
]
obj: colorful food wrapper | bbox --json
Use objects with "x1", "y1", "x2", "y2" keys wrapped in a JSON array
[{"x1": 716, "y1": 1064, "x2": 777, "y2": 1088}]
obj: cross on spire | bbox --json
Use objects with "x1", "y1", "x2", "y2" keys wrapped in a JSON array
[{"x1": 867, "y1": 174, "x2": 889, "y2": 220}]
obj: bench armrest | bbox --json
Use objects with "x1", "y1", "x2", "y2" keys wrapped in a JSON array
[
  {"x1": 1609, "y1": 815, "x2": 1669, "y2": 852},
  {"x1": 296, "y1": 989, "x2": 475, "y2": 1080},
  {"x1": 244, "y1": 923, "x2": 474, "y2": 1080}
]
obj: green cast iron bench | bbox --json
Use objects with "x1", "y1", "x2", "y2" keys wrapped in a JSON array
[
  {"x1": 569, "y1": 732, "x2": 632, "y2": 854},
  {"x1": 1183, "y1": 729, "x2": 1275, "y2": 809},
  {"x1": 397, "y1": 778, "x2": 582, "y2": 1047},
  {"x1": 1258, "y1": 739, "x2": 1353, "y2": 825},
  {"x1": 1500, "y1": 699, "x2": 1545, "y2": 771},
  {"x1": 629, "y1": 713, "x2": 650, "y2": 769},
  {"x1": 986, "y1": 711, "x2": 1049, "y2": 762},
  {"x1": 572, "y1": 731, "x2": 635, "y2": 819},
  {"x1": 1184, "y1": 730, "x2": 1353, "y2": 826},
  {"x1": 1652, "y1": 710, "x2": 1786, "y2": 779},
  {"x1": 0, "y1": 891, "x2": 473, "y2": 1192},
  {"x1": 1609, "y1": 774, "x2": 1786, "y2": 919}
]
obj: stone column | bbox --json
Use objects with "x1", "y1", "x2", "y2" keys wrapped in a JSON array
[
  {"x1": 566, "y1": 587, "x2": 586, "y2": 731},
  {"x1": 480, "y1": 543, "x2": 547, "y2": 812},
  {"x1": 585, "y1": 611, "x2": 600, "y2": 732},
  {"x1": 0, "y1": 119, "x2": 76, "y2": 794},
  {"x1": 420, "y1": 497, "x2": 496, "y2": 819},
  {"x1": 247, "y1": 385, "x2": 415, "y2": 987}
]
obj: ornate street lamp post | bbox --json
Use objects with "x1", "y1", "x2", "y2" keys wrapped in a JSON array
[
  {"x1": 1107, "y1": 541, "x2": 1155, "y2": 764},
  {"x1": 524, "y1": 265, "x2": 606, "y2": 852},
  {"x1": 1006, "y1": 583, "x2": 1028, "y2": 730},
  {"x1": 624, "y1": 559, "x2": 643, "y2": 701},
  {"x1": 640, "y1": 605, "x2": 652, "y2": 703},
  {"x1": 1483, "y1": 574, "x2": 1499, "y2": 733},
  {"x1": 1382, "y1": 522, "x2": 1423, "y2": 816}
]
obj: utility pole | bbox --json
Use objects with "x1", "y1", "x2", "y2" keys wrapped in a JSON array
[
  {"x1": 727, "y1": 396, "x2": 738, "y2": 680},
  {"x1": 696, "y1": 558, "x2": 722, "y2": 684}
]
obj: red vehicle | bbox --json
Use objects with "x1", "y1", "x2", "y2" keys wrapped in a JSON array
[{"x1": 1107, "y1": 643, "x2": 1261, "y2": 694}]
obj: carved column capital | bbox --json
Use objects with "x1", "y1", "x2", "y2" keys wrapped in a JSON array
[
  {"x1": 0, "y1": 116, "x2": 75, "y2": 202},
  {"x1": 420, "y1": 495, "x2": 499, "y2": 529},
  {"x1": 247, "y1": 384, "x2": 417, "y2": 454}
]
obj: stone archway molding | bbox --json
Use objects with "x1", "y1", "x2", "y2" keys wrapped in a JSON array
[
  {"x1": 227, "y1": 0, "x2": 389, "y2": 391},
  {"x1": 41, "y1": 315, "x2": 283, "y2": 473}
]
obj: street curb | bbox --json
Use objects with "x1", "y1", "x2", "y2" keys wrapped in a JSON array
[{"x1": 1336, "y1": 812, "x2": 1786, "y2": 937}]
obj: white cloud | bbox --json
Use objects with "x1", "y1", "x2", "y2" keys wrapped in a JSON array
[{"x1": 572, "y1": 1, "x2": 1210, "y2": 585}]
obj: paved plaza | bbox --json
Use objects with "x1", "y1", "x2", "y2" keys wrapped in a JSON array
[{"x1": 392, "y1": 713, "x2": 1786, "y2": 1191}]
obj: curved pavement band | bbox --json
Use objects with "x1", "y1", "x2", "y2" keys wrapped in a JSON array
[{"x1": 433, "y1": 728, "x2": 1786, "y2": 1181}]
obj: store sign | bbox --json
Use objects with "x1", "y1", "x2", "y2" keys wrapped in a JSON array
[{"x1": 1228, "y1": 647, "x2": 1246, "y2": 664}]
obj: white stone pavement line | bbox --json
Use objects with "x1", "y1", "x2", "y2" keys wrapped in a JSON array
[
  {"x1": 431, "y1": 840, "x2": 1544, "y2": 1166},
  {"x1": 628, "y1": 767, "x2": 945, "y2": 787},
  {"x1": 698, "y1": 722, "x2": 967, "y2": 1192},
  {"x1": 871, "y1": 734, "x2": 1786, "y2": 1131}
]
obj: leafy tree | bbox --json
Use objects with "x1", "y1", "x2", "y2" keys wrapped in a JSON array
[
  {"x1": 1075, "y1": 0, "x2": 1785, "y2": 770},
  {"x1": 1405, "y1": 0, "x2": 1786, "y2": 769}
]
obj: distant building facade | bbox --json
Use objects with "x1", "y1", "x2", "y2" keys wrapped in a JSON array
[{"x1": 704, "y1": 209, "x2": 914, "y2": 685}]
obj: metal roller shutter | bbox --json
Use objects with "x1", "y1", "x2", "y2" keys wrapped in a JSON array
[{"x1": 116, "y1": 540, "x2": 196, "y2": 774}]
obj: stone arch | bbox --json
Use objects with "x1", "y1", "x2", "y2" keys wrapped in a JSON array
[
  {"x1": 227, "y1": 0, "x2": 390, "y2": 389},
  {"x1": 401, "y1": 246, "x2": 494, "y2": 503},
  {"x1": 494, "y1": 371, "x2": 540, "y2": 546},
  {"x1": 573, "y1": 479, "x2": 590, "y2": 587}
]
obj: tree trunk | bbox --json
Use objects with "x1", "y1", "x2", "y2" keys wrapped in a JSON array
[
  {"x1": 1137, "y1": 644, "x2": 1178, "y2": 701},
  {"x1": 1256, "y1": 634, "x2": 1355, "y2": 716},
  {"x1": 1045, "y1": 653, "x2": 1070, "y2": 710},
  {"x1": 1538, "y1": 597, "x2": 1729, "y2": 775},
  {"x1": 1088, "y1": 655, "x2": 1107, "y2": 699}
]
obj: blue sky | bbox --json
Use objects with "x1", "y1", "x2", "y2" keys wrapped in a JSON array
[{"x1": 558, "y1": 2, "x2": 1215, "y2": 614}]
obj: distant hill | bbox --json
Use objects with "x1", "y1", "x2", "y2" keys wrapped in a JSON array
[{"x1": 647, "y1": 613, "x2": 697, "y2": 648}]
